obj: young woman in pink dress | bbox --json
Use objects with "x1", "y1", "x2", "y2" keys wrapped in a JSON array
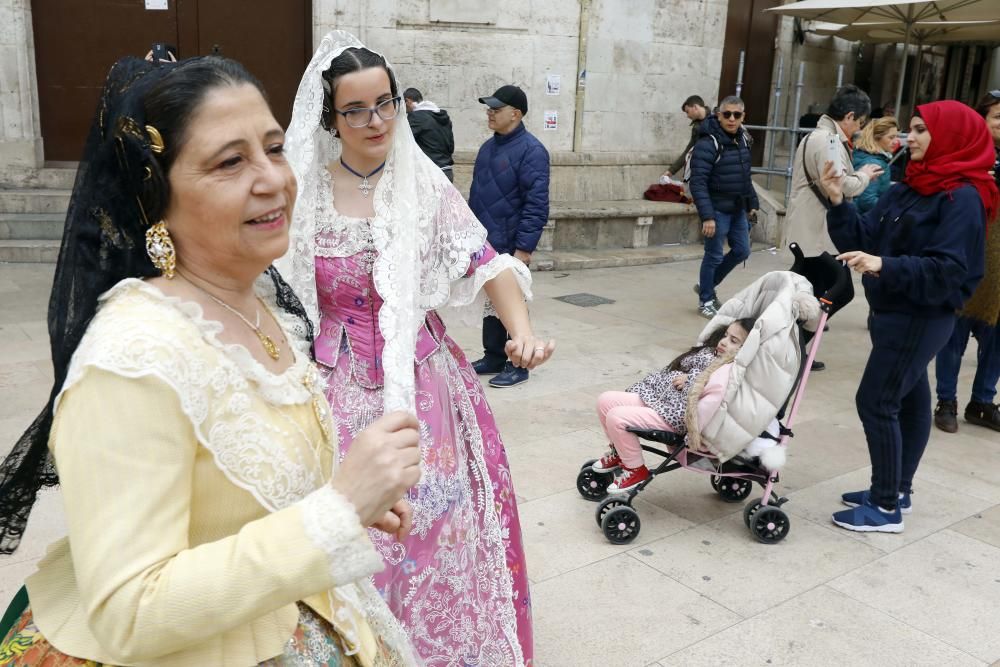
[{"x1": 279, "y1": 31, "x2": 553, "y2": 666}]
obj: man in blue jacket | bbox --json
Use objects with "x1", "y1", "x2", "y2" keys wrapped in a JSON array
[
  {"x1": 469, "y1": 84, "x2": 551, "y2": 387},
  {"x1": 689, "y1": 95, "x2": 759, "y2": 318}
]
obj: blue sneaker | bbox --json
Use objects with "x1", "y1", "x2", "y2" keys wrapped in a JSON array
[
  {"x1": 832, "y1": 496, "x2": 903, "y2": 533},
  {"x1": 841, "y1": 489, "x2": 912, "y2": 515},
  {"x1": 488, "y1": 363, "x2": 529, "y2": 388}
]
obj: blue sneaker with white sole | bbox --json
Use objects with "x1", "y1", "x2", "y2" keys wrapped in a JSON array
[
  {"x1": 832, "y1": 496, "x2": 903, "y2": 533},
  {"x1": 841, "y1": 489, "x2": 911, "y2": 515}
]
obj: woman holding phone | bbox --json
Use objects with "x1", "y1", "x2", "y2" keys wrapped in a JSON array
[{"x1": 821, "y1": 100, "x2": 996, "y2": 533}]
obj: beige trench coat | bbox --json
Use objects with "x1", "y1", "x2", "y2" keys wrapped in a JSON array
[{"x1": 782, "y1": 115, "x2": 871, "y2": 255}]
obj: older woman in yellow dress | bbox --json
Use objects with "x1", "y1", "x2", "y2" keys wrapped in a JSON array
[{"x1": 0, "y1": 55, "x2": 422, "y2": 666}]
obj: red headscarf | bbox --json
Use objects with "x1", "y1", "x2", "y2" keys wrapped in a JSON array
[{"x1": 905, "y1": 100, "x2": 999, "y2": 225}]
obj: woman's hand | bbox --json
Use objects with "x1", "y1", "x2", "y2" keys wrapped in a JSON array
[
  {"x1": 331, "y1": 411, "x2": 422, "y2": 528},
  {"x1": 672, "y1": 374, "x2": 689, "y2": 390},
  {"x1": 819, "y1": 160, "x2": 846, "y2": 206},
  {"x1": 505, "y1": 335, "x2": 556, "y2": 370},
  {"x1": 837, "y1": 250, "x2": 883, "y2": 276},
  {"x1": 371, "y1": 499, "x2": 413, "y2": 542}
]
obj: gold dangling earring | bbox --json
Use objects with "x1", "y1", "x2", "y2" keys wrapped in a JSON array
[{"x1": 145, "y1": 220, "x2": 176, "y2": 279}]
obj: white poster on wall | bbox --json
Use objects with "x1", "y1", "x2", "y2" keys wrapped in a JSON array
[
  {"x1": 145, "y1": 0, "x2": 168, "y2": 9},
  {"x1": 543, "y1": 111, "x2": 558, "y2": 131},
  {"x1": 546, "y1": 74, "x2": 561, "y2": 96}
]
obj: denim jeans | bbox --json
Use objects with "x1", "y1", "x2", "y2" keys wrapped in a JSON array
[
  {"x1": 698, "y1": 209, "x2": 751, "y2": 304},
  {"x1": 935, "y1": 316, "x2": 1000, "y2": 404}
]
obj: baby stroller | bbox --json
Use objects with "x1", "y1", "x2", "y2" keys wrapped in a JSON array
[{"x1": 576, "y1": 245, "x2": 854, "y2": 545}]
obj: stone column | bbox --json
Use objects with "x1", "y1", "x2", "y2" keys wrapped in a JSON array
[{"x1": 0, "y1": 0, "x2": 43, "y2": 169}]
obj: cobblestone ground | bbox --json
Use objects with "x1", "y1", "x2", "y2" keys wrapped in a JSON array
[{"x1": 2, "y1": 251, "x2": 998, "y2": 666}]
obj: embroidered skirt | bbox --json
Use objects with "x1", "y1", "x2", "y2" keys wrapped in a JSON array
[{"x1": 0, "y1": 593, "x2": 359, "y2": 667}]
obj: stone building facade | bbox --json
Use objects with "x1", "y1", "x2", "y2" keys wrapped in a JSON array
[{"x1": 2, "y1": 0, "x2": 732, "y2": 170}]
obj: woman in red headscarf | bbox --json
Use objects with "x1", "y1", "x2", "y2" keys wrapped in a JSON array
[{"x1": 818, "y1": 100, "x2": 997, "y2": 534}]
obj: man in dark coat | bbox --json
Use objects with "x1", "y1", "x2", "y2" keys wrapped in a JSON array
[
  {"x1": 468, "y1": 84, "x2": 550, "y2": 388},
  {"x1": 689, "y1": 95, "x2": 759, "y2": 318},
  {"x1": 661, "y1": 94, "x2": 709, "y2": 181},
  {"x1": 404, "y1": 87, "x2": 456, "y2": 181}
]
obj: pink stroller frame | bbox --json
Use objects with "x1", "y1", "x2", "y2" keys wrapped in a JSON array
[{"x1": 576, "y1": 244, "x2": 854, "y2": 544}]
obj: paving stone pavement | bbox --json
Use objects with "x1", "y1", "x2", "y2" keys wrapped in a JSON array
[{"x1": 1, "y1": 251, "x2": 998, "y2": 666}]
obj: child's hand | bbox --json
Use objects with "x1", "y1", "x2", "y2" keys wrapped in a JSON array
[{"x1": 672, "y1": 374, "x2": 688, "y2": 390}]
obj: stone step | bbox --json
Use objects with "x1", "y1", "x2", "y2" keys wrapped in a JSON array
[
  {"x1": 0, "y1": 188, "x2": 73, "y2": 214},
  {"x1": 0, "y1": 166, "x2": 78, "y2": 190},
  {"x1": 541, "y1": 199, "x2": 701, "y2": 251},
  {"x1": 0, "y1": 213, "x2": 64, "y2": 240},
  {"x1": 532, "y1": 242, "x2": 769, "y2": 272},
  {"x1": 0, "y1": 240, "x2": 61, "y2": 263}
]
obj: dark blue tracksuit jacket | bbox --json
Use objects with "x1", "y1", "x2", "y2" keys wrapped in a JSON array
[
  {"x1": 689, "y1": 115, "x2": 759, "y2": 222},
  {"x1": 827, "y1": 184, "x2": 985, "y2": 316},
  {"x1": 468, "y1": 123, "x2": 550, "y2": 254}
]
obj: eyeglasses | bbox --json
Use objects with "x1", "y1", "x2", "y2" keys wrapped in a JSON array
[
  {"x1": 719, "y1": 110, "x2": 744, "y2": 120},
  {"x1": 335, "y1": 96, "x2": 401, "y2": 128}
]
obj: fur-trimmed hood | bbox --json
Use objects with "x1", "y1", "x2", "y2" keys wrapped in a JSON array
[{"x1": 687, "y1": 271, "x2": 815, "y2": 462}]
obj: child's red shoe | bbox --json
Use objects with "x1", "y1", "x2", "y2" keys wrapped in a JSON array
[
  {"x1": 607, "y1": 464, "x2": 650, "y2": 493},
  {"x1": 592, "y1": 447, "x2": 622, "y2": 473}
]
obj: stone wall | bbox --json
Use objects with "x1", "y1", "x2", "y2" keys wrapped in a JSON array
[
  {"x1": 313, "y1": 0, "x2": 727, "y2": 157},
  {"x1": 762, "y1": 19, "x2": 859, "y2": 156},
  {"x1": 0, "y1": 0, "x2": 42, "y2": 167}
]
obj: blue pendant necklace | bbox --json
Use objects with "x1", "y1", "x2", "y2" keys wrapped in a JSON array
[{"x1": 340, "y1": 158, "x2": 386, "y2": 198}]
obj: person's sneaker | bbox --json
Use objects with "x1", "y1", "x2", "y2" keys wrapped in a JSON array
[
  {"x1": 832, "y1": 496, "x2": 904, "y2": 533},
  {"x1": 606, "y1": 464, "x2": 650, "y2": 493},
  {"x1": 698, "y1": 302, "x2": 719, "y2": 319},
  {"x1": 693, "y1": 284, "x2": 722, "y2": 309},
  {"x1": 841, "y1": 489, "x2": 912, "y2": 515},
  {"x1": 591, "y1": 447, "x2": 622, "y2": 473},
  {"x1": 472, "y1": 357, "x2": 505, "y2": 375},
  {"x1": 488, "y1": 363, "x2": 529, "y2": 388},
  {"x1": 965, "y1": 401, "x2": 1000, "y2": 432},
  {"x1": 934, "y1": 399, "x2": 959, "y2": 433}
]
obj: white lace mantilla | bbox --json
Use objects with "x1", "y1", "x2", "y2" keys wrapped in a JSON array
[
  {"x1": 54, "y1": 278, "x2": 418, "y2": 666},
  {"x1": 277, "y1": 30, "x2": 506, "y2": 416}
]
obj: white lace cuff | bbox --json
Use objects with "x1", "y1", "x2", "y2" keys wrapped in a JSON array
[
  {"x1": 299, "y1": 486, "x2": 384, "y2": 586},
  {"x1": 443, "y1": 254, "x2": 533, "y2": 327}
]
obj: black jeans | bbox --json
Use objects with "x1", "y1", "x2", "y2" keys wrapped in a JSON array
[
  {"x1": 858, "y1": 311, "x2": 955, "y2": 509},
  {"x1": 481, "y1": 315, "x2": 509, "y2": 367}
]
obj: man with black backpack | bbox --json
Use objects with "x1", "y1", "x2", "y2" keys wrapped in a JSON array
[{"x1": 688, "y1": 95, "x2": 759, "y2": 318}]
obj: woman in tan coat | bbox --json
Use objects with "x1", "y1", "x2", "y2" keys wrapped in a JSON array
[{"x1": 783, "y1": 85, "x2": 883, "y2": 254}]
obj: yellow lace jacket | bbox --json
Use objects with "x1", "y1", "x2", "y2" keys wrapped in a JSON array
[{"x1": 24, "y1": 279, "x2": 417, "y2": 666}]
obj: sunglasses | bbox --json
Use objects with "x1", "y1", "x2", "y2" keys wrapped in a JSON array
[{"x1": 719, "y1": 110, "x2": 744, "y2": 120}]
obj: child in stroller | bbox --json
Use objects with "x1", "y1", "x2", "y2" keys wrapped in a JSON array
[
  {"x1": 592, "y1": 318, "x2": 757, "y2": 493},
  {"x1": 577, "y1": 247, "x2": 853, "y2": 545}
]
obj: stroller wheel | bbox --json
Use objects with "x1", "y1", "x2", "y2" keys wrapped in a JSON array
[
  {"x1": 743, "y1": 498, "x2": 764, "y2": 529},
  {"x1": 710, "y1": 475, "x2": 722, "y2": 492},
  {"x1": 750, "y1": 507, "x2": 791, "y2": 544},
  {"x1": 577, "y1": 460, "x2": 613, "y2": 501},
  {"x1": 717, "y1": 477, "x2": 753, "y2": 503},
  {"x1": 596, "y1": 496, "x2": 630, "y2": 527},
  {"x1": 601, "y1": 506, "x2": 641, "y2": 545}
]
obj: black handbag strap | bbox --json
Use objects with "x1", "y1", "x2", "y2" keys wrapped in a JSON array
[{"x1": 801, "y1": 133, "x2": 832, "y2": 211}]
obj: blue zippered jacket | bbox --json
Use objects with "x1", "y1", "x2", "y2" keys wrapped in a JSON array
[
  {"x1": 468, "y1": 123, "x2": 550, "y2": 254},
  {"x1": 851, "y1": 148, "x2": 892, "y2": 214},
  {"x1": 689, "y1": 115, "x2": 759, "y2": 222},
  {"x1": 827, "y1": 184, "x2": 986, "y2": 316}
]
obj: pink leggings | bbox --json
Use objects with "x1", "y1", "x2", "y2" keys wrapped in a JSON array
[{"x1": 596, "y1": 391, "x2": 677, "y2": 469}]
